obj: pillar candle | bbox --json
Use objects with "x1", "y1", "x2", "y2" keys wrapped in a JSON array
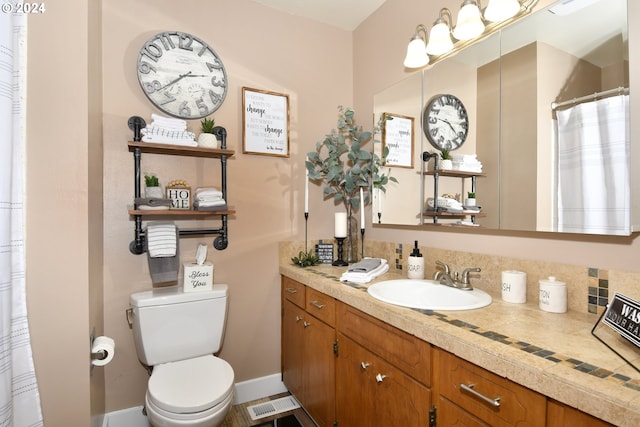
[
  {"x1": 335, "y1": 212, "x2": 347, "y2": 237},
  {"x1": 360, "y1": 188, "x2": 365, "y2": 229}
]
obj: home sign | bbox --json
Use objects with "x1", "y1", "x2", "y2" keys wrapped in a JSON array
[{"x1": 166, "y1": 180, "x2": 191, "y2": 209}]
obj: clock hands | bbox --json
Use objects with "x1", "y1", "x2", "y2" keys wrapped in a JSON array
[
  {"x1": 438, "y1": 118, "x2": 458, "y2": 134},
  {"x1": 159, "y1": 71, "x2": 209, "y2": 91}
]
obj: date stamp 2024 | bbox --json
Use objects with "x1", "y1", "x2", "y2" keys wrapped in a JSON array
[{"x1": 1, "y1": 2, "x2": 46, "y2": 14}]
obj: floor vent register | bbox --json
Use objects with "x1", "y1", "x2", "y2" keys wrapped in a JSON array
[{"x1": 246, "y1": 395, "x2": 301, "y2": 421}]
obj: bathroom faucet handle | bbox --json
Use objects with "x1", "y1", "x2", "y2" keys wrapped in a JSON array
[
  {"x1": 461, "y1": 267, "x2": 482, "y2": 285},
  {"x1": 435, "y1": 260, "x2": 450, "y2": 274}
]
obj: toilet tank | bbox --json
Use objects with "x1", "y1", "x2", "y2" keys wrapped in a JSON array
[{"x1": 130, "y1": 284, "x2": 228, "y2": 366}]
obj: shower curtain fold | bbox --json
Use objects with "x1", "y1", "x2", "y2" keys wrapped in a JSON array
[
  {"x1": 1, "y1": 5, "x2": 45, "y2": 426},
  {"x1": 554, "y1": 94, "x2": 630, "y2": 235}
]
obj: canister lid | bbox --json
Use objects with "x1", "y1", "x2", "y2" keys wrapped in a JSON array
[{"x1": 539, "y1": 276, "x2": 566, "y2": 286}]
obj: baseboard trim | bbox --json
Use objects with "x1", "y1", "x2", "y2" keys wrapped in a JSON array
[
  {"x1": 233, "y1": 373, "x2": 288, "y2": 405},
  {"x1": 103, "y1": 373, "x2": 288, "y2": 426}
]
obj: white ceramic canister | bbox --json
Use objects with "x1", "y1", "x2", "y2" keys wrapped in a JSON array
[
  {"x1": 538, "y1": 276, "x2": 567, "y2": 313},
  {"x1": 501, "y1": 270, "x2": 527, "y2": 303}
]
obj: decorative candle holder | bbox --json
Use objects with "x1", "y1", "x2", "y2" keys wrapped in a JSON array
[
  {"x1": 332, "y1": 237, "x2": 348, "y2": 266},
  {"x1": 360, "y1": 228, "x2": 365, "y2": 259}
]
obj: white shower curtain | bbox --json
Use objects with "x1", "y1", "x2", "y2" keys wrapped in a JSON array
[
  {"x1": 555, "y1": 94, "x2": 630, "y2": 235},
  {"x1": 1, "y1": 5, "x2": 45, "y2": 426}
]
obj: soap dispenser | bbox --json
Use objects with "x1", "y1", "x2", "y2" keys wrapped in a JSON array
[{"x1": 407, "y1": 240, "x2": 424, "y2": 280}]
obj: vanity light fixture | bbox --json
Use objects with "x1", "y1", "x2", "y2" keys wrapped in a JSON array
[
  {"x1": 403, "y1": 24, "x2": 430, "y2": 68},
  {"x1": 403, "y1": 0, "x2": 539, "y2": 69},
  {"x1": 452, "y1": 0, "x2": 485, "y2": 40},
  {"x1": 426, "y1": 9, "x2": 454, "y2": 55}
]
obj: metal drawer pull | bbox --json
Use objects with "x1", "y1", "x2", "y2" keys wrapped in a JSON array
[
  {"x1": 303, "y1": 321, "x2": 311, "y2": 328},
  {"x1": 285, "y1": 287, "x2": 297, "y2": 294},
  {"x1": 310, "y1": 300, "x2": 325, "y2": 309},
  {"x1": 295, "y1": 315, "x2": 303, "y2": 322},
  {"x1": 360, "y1": 362, "x2": 370, "y2": 370},
  {"x1": 375, "y1": 373, "x2": 387, "y2": 383},
  {"x1": 460, "y1": 383, "x2": 501, "y2": 408}
]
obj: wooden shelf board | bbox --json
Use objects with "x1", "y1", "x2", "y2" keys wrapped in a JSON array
[
  {"x1": 129, "y1": 209, "x2": 235, "y2": 216},
  {"x1": 128, "y1": 141, "x2": 235, "y2": 158},
  {"x1": 423, "y1": 170, "x2": 486, "y2": 178}
]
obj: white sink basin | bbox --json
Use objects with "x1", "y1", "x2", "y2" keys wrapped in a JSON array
[{"x1": 367, "y1": 279, "x2": 492, "y2": 311}]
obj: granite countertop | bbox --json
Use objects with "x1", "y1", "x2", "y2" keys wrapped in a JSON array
[{"x1": 280, "y1": 263, "x2": 640, "y2": 426}]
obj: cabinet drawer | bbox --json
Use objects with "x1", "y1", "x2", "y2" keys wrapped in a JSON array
[
  {"x1": 337, "y1": 302, "x2": 431, "y2": 387},
  {"x1": 306, "y1": 287, "x2": 336, "y2": 327},
  {"x1": 434, "y1": 348, "x2": 546, "y2": 427},
  {"x1": 282, "y1": 276, "x2": 305, "y2": 308}
]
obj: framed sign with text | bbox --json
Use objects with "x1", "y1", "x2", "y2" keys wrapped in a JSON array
[
  {"x1": 242, "y1": 87, "x2": 290, "y2": 157},
  {"x1": 382, "y1": 112, "x2": 414, "y2": 168}
]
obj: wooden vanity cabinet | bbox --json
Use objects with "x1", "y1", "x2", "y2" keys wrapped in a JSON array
[
  {"x1": 547, "y1": 400, "x2": 614, "y2": 427},
  {"x1": 336, "y1": 302, "x2": 432, "y2": 427},
  {"x1": 281, "y1": 277, "x2": 336, "y2": 427},
  {"x1": 433, "y1": 348, "x2": 546, "y2": 427}
]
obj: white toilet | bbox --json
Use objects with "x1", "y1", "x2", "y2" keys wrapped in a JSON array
[{"x1": 129, "y1": 284, "x2": 235, "y2": 427}]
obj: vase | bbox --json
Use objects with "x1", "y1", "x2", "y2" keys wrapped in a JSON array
[
  {"x1": 198, "y1": 133, "x2": 219, "y2": 149},
  {"x1": 345, "y1": 203, "x2": 359, "y2": 263},
  {"x1": 439, "y1": 159, "x2": 453, "y2": 170},
  {"x1": 145, "y1": 186, "x2": 163, "y2": 199}
]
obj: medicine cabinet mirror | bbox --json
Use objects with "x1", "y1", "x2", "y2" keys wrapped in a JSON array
[{"x1": 374, "y1": 0, "x2": 633, "y2": 235}]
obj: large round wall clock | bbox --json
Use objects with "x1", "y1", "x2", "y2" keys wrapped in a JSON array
[
  {"x1": 423, "y1": 94, "x2": 469, "y2": 151},
  {"x1": 137, "y1": 31, "x2": 227, "y2": 119}
]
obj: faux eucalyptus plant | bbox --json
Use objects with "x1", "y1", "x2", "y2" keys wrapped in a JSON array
[{"x1": 306, "y1": 106, "x2": 396, "y2": 211}]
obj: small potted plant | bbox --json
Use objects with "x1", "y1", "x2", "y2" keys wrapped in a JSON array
[
  {"x1": 144, "y1": 174, "x2": 163, "y2": 199},
  {"x1": 439, "y1": 149, "x2": 453, "y2": 170},
  {"x1": 465, "y1": 191, "x2": 476, "y2": 206},
  {"x1": 198, "y1": 117, "x2": 219, "y2": 149}
]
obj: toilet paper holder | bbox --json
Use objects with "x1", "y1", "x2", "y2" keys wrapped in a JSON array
[{"x1": 91, "y1": 349, "x2": 108, "y2": 361}]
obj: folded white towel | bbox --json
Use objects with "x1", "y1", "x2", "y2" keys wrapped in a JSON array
[
  {"x1": 141, "y1": 135, "x2": 198, "y2": 146},
  {"x1": 151, "y1": 114, "x2": 187, "y2": 129},
  {"x1": 426, "y1": 197, "x2": 463, "y2": 210},
  {"x1": 340, "y1": 258, "x2": 389, "y2": 284},
  {"x1": 194, "y1": 199, "x2": 226, "y2": 207},
  {"x1": 195, "y1": 187, "x2": 223, "y2": 197},
  {"x1": 146, "y1": 223, "x2": 177, "y2": 258}
]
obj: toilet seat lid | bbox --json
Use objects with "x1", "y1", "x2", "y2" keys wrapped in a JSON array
[{"x1": 148, "y1": 355, "x2": 234, "y2": 414}]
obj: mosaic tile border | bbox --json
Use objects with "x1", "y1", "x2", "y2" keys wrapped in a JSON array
[
  {"x1": 588, "y1": 267, "x2": 609, "y2": 314},
  {"x1": 305, "y1": 268, "x2": 640, "y2": 393}
]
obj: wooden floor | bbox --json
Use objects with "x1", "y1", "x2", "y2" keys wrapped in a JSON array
[{"x1": 220, "y1": 393, "x2": 316, "y2": 427}]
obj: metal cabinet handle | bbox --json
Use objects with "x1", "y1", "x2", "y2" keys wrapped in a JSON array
[
  {"x1": 295, "y1": 315, "x2": 303, "y2": 322},
  {"x1": 360, "y1": 362, "x2": 370, "y2": 369},
  {"x1": 303, "y1": 321, "x2": 311, "y2": 328},
  {"x1": 460, "y1": 383, "x2": 501, "y2": 407},
  {"x1": 310, "y1": 300, "x2": 325, "y2": 309},
  {"x1": 285, "y1": 287, "x2": 297, "y2": 294},
  {"x1": 375, "y1": 373, "x2": 387, "y2": 383}
]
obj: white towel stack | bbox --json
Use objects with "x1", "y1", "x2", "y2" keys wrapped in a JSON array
[
  {"x1": 141, "y1": 114, "x2": 197, "y2": 146},
  {"x1": 452, "y1": 154, "x2": 483, "y2": 173},
  {"x1": 340, "y1": 258, "x2": 389, "y2": 284},
  {"x1": 193, "y1": 187, "x2": 227, "y2": 210},
  {"x1": 426, "y1": 197, "x2": 464, "y2": 211},
  {"x1": 146, "y1": 223, "x2": 177, "y2": 258}
]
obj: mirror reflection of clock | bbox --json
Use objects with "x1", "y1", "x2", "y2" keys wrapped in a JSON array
[
  {"x1": 137, "y1": 31, "x2": 228, "y2": 119},
  {"x1": 423, "y1": 94, "x2": 469, "y2": 151}
]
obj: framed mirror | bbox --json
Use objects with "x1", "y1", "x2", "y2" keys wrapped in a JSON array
[{"x1": 374, "y1": 0, "x2": 631, "y2": 235}]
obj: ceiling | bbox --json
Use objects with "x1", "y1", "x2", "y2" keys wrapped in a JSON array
[{"x1": 250, "y1": 0, "x2": 387, "y2": 31}]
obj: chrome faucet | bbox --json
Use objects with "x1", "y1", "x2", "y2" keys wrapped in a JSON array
[{"x1": 433, "y1": 261, "x2": 481, "y2": 291}]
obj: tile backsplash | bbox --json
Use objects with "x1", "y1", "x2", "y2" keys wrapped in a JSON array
[{"x1": 280, "y1": 239, "x2": 640, "y2": 315}]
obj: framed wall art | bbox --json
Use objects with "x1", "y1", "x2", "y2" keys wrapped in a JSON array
[
  {"x1": 382, "y1": 112, "x2": 414, "y2": 168},
  {"x1": 242, "y1": 87, "x2": 290, "y2": 157}
]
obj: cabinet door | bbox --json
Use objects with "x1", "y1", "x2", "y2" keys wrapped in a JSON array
[
  {"x1": 337, "y1": 335, "x2": 431, "y2": 427},
  {"x1": 547, "y1": 400, "x2": 614, "y2": 427},
  {"x1": 303, "y1": 312, "x2": 336, "y2": 427},
  {"x1": 436, "y1": 395, "x2": 490, "y2": 427},
  {"x1": 282, "y1": 299, "x2": 305, "y2": 401}
]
